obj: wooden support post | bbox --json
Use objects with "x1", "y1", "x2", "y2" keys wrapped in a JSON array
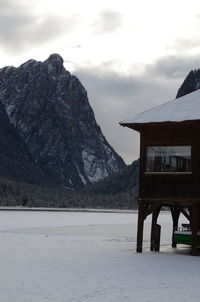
[
  {"x1": 154, "y1": 224, "x2": 161, "y2": 251},
  {"x1": 171, "y1": 206, "x2": 180, "y2": 248},
  {"x1": 136, "y1": 201, "x2": 145, "y2": 253},
  {"x1": 150, "y1": 205, "x2": 161, "y2": 251},
  {"x1": 191, "y1": 202, "x2": 198, "y2": 256}
]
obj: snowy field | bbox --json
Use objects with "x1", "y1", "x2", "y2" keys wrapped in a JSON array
[{"x1": 0, "y1": 210, "x2": 199, "y2": 302}]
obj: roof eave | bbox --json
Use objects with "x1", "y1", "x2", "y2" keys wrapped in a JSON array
[
  {"x1": 119, "y1": 122, "x2": 143, "y2": 132},
  {"x1": 119, "y1": 119, "x2": 200, "y2": 132}
]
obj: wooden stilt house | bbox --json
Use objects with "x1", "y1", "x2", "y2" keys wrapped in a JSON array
[{"x1": 120, "y1": 89, "x2": 200, "y2": 255}]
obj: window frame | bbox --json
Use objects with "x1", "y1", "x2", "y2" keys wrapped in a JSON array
[{"x1": 144, "y1": 144, "x2": 192, "y2": 175}]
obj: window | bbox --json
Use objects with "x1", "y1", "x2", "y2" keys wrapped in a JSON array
[{"x1": 146, "y1": 146, "x2": 191, "y2": 173}]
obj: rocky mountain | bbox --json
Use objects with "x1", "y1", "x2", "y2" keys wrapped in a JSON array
[
  {"x1": 176, "y1": 69, "x2": 200, "y2": 98},
  {"x1": 0, "y1": 100, "x2": 53, "y2": 186},
  {"x1": 0, "y1": 54, "x2": 125, "y2": 189},
  {"x1": 84, "y1": 160, "x2": 139, "y2": 196}
]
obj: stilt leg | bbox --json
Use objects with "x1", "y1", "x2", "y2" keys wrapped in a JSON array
[
  {"x1": 137, "y1": 201, "x2": 145, "y2": 253},
  {"x1": 154, "y1": 224, "x2": 161, "y2": 251},
  {"x1": 171, "y1": 206, "x2": 180, "y2": 248},
  {"x1": 150, "y1": 205, "x2": 161, "y2": 251},
  {"x1": 191, "y1": 202, "x2": 198, "y2": 256}
]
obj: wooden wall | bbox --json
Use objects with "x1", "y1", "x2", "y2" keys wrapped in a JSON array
[{"x1": 139, "y1": 123, "x2": 200, "y2": 199}]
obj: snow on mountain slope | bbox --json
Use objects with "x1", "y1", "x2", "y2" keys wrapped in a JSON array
[{"x1": 0, "y1": 54, "x2": 125, "y2": 188}]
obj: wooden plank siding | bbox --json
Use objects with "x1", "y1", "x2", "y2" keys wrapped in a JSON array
[{"x1": 139, "y1": 124, "x2": 200, "y2": 200}]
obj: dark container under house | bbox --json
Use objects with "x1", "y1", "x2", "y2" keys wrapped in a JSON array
[{"x1": 120, "y1": 89, "x2": 200, "y2": 255}]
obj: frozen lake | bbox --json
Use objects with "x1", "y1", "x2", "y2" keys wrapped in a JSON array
[{"x1": 0, "y1": 210, "x2": 199, "y2": 302}]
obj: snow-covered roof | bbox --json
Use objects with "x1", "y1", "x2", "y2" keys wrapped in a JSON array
[{"x1": 120, "y1": 89, "x2": 200, "y2": 127}]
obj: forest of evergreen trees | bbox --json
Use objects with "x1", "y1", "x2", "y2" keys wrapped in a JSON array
[{"x1": 0, "y1": 176, "x2": 138, "y2": 209}]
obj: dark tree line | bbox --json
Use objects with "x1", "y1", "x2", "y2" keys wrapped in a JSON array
[{"x1": 0, "y1": 177, "x2": 138, "y2": 209}]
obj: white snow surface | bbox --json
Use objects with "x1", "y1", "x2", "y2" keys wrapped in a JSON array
[
  {"x1": 0, "y1": 210, "x2": 199, "y2": 302},
  {"x1": 121, "y1": 89, "x2": 200, "y2": 125}
]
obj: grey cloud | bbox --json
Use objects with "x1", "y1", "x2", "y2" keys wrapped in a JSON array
[
  {"x1": 74, "y1": 67, "x2": 176, "y2": 163},
  {"x1": 171, "y1": 37, "x2": 200, "y2": 51},
  {"x1": 0, "y1": 0, "x2": 21, "y2": 12},
  {"x1": 146, "y1": 55, "x2": 200, "y2": 79},
  {"x1": 0, "y1": 1, "x2": 35, "y2": 52},
  {"x1": 64, "y1": 45, "x2": 82, "y2": 49},
  {"x1": 92, "y1": 10, "x2": 123, "y2": 34},
  {"x1": 166, "y1": 15, "x2": 200, "y2": 58},
  {"x1": 0, "y1": 1, "x2": 77, "y2": 54},
  {"x1": 28, "y1": 15, "x2": 78, "y2": 45}
]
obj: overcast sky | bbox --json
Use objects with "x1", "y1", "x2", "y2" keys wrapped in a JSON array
[{"x1": 1, "y1": 0, "x2": 200, "y2": 163}]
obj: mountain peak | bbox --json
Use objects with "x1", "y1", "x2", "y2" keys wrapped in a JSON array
[
  {"x1": 46, "y1": 53, "x2": 64, "y2": 65},
  {"x1": 44, "y1": 53, "x2": 64, "y2": 75},
  {"x1": 176, "y1": 69, "x2": 200, "y2": 98}
]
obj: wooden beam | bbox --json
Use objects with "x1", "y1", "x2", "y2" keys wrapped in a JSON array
[
  {"x1": 150, "y1": 205, "x2": 161, "y2": 251},
  {"x1": 136, "y1": 201, "x2": 145, "y2": 253},
  {"x1": 143, "y1": 203, "x2": 162, "y2": 220},
  {"x1": 191, "y1": 202, "x2": 198, "y2": 256},
  {"x1": 154, "y1": 224, "x2": 161, "y2": 251},
  {"x1": 178, "y1": 207, "x2": 191, "y2": 222},
  {"x1": 138, "y1": 198, "x2": 200, "y2": 208},
  {"x1": 171, "y1": 206, "x2": 180, "y2": 248}
]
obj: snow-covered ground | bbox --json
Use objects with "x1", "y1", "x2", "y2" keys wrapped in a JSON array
[{"x1": 0, "y1": 210, "x2": 199, "y2": 302}]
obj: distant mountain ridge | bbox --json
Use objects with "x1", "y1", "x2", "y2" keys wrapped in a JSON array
[
  {"x1": 0, "y1": 54, "x2": 125, "y2": 189},
  {"x1": 176, "y1": 69, "x2": 200, "y2": 98},
  {"x1": 84, "y1": 160, "x2": 139, "y2": 196}
]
